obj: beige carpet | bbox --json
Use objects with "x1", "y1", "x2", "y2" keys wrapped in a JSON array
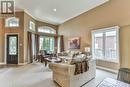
[
  {"x1": 0, "y1": 63, "x2": 59, "y2": 87},
  {"x1": 0, "y1": 63, "x2": 117, "y2": 87}
]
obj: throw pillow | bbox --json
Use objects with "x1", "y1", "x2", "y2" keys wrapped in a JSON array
[{"x1": 70, "y1": 54, "x2": 87, "y2": 64}]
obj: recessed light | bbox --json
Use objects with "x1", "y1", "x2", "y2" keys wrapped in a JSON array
[{"x1": 53, "y1": 8, "x2": 57, "y2": 12}]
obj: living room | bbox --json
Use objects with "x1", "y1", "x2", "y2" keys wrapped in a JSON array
[{"x1": 0, "y1": 0, "x2": 130, "y2": 87}]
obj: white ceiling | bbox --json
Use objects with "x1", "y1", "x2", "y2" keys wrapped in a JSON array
[{"x1": 15, "y1": 0, "x2": 109, "y2": 25}]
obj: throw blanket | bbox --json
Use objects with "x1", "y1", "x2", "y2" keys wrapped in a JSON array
[{"x1": 72, "y1": 60, "x2": 89, "y2": 75}]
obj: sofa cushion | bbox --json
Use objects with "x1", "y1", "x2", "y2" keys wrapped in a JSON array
[
  {"x1": 49, "y1": 59, "x2": 96, "y2": 87},
  {"x1": 71, "y1": 54, "x2": 87, "y2": 63}
]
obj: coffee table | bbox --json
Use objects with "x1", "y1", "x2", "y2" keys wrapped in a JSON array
[
  {"x1": 97, "y1": 78, "x2": 130, "y2": 87},
  {"x1": 44, "y1": 57, "x2": 61, "y2": 66}
]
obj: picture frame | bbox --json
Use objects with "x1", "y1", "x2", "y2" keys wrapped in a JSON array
[{"x1": 68, "y1": 37, "x2": 80, "y2": 49}]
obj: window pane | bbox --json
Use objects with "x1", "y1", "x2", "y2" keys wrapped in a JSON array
[
  {"x1": 6, "y1": 17, "x2": 19, "y2": 27},
  {"x1": 50, "y1": 37, "x2": 54, "y2": 52},
  {"x1": 39, "y1": 38, "x2": 44, "y2": 50},
  {"x1": 38, "y1": 26, "x2": 56, "y2": 34},
  {"x1": 9, "y1": 37, "x2": 17, "y2": 55},
  {"x1": 57, "y1": 37, "x2": 61, "y2": 53},
  {"x1": 38, "y1": 29, "x2": 50, "y2": 33},
  {"x1": 105, "y1": 31, "x2": 117, "y2": 59},
  {"x1": 92, "y1": 26, "x2": 119, "y2": 62},
  {"x1": 29, "y1": 21, "x2": 35, "y2": 31},
  {"x1": 39, "y1": 36, "x2": 54, "y2": 53},
  {"x1": 32, "y1": 34, "x2": 36, "y2": 56},
  {"x1": 94, "y1": 33, "x2": 104, "y2": 59}
]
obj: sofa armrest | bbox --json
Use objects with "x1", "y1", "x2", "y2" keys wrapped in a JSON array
[{"x1": 49, "y1": 63, "x2": 75, "y2": 76}]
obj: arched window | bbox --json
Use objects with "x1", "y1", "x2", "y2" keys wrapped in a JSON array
[
  {"x1": 5, "y1": 17, "x2": 19, "y2": 27},
  {"x1": 38, "y1": 26, "x2": 56, "y2": 34}
]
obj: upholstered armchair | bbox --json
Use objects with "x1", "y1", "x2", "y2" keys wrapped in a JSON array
[{"x1": 49, "y1": 59, "x2": 96, "y2": 87}]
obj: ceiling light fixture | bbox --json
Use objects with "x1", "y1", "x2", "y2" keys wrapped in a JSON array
[{"x1": 53, "y1": 8, "x2": 57, "y2": 12}]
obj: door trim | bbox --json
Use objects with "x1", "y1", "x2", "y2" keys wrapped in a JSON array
[{"x1": 5, "y1": 33, "x2": 19, "y2": 64}]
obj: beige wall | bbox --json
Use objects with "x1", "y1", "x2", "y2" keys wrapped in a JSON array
[
  {"x1": 58, "y1": 0, "x2": 130, "y2": 68},
  {"x1": 23, "y1": 12, "x2": 36, "y2": 63},
  {"x1": 0, "y1": 19, "x2": 3, "y2": 63},
  {"x1": 120, "y1": 25, "x2": 130, "y2": 68},
  {"x1": 0, "y1": 12, "x2": 24, "y2": 63},
  {"x1": 36, "y1": 21, "x2": 58, "y2": 31},
  {"x1": 0, "y1": 11, "x2": 58, "y2": 64},
  {"x1": 23, "y1": 13, "x2": 58, "y2": 63}
]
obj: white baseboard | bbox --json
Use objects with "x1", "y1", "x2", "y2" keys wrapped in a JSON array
[
  {"x1": 18, "y1": 63, "x2": 28, "y2": 65},
  {"x1": 96, "y1": 66, "x2": 118, "y2": 74},
  {"x1": 0, "y1": 63, "x2": 6, "y2": 65},
  {"x1": 0, "y1": 62, "x2": 27, "y2": 66}
]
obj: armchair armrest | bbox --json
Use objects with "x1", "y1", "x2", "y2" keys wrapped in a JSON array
[{"x1": 49, "y1": 63, "x2": 75, "y2": 76}]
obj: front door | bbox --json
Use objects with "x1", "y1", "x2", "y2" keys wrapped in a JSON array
[{"x1": 6, "y1": 35, "x2": 18, "y2": 64}]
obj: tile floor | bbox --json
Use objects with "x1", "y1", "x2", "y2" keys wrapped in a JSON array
[{"x1": 0, "y1": 63, "x2": 117, "y2": 87}]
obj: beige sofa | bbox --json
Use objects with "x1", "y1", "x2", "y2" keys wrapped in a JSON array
[{"x1": 49, "y1": 59, "x2": 96, "y2": 87}]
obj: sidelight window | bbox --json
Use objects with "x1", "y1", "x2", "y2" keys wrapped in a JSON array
[{"x1": 9, "y1": 37, "x2": 17, "y2": 55}]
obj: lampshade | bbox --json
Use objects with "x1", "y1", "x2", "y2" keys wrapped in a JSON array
[{"x1": 84, "y1": 47, "x2": 90, "y2": 52}]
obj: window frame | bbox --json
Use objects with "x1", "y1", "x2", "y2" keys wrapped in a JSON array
[
  {"x1": 39, "y1": 36, "x2": 55, "y2": 53},
  {"x1": 92, "y1": 26, "x2": 120, "y2": 62},
  {"x1": 38, "y1": 26, "x2": 56, "y2": 34},
  {"x1": 29, "y1": 21, "x2": 35, "y2": 31},
  {"x1": 5, "y1": 17, "x2": 20, "y2": 27}
]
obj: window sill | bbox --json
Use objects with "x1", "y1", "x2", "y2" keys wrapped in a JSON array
[
  {"x1": 96, "y1": 66, "x2": 118, "y2": 74},
  {"x1": 96, "y1": 58, "x2": 119, "y2": 63}
]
